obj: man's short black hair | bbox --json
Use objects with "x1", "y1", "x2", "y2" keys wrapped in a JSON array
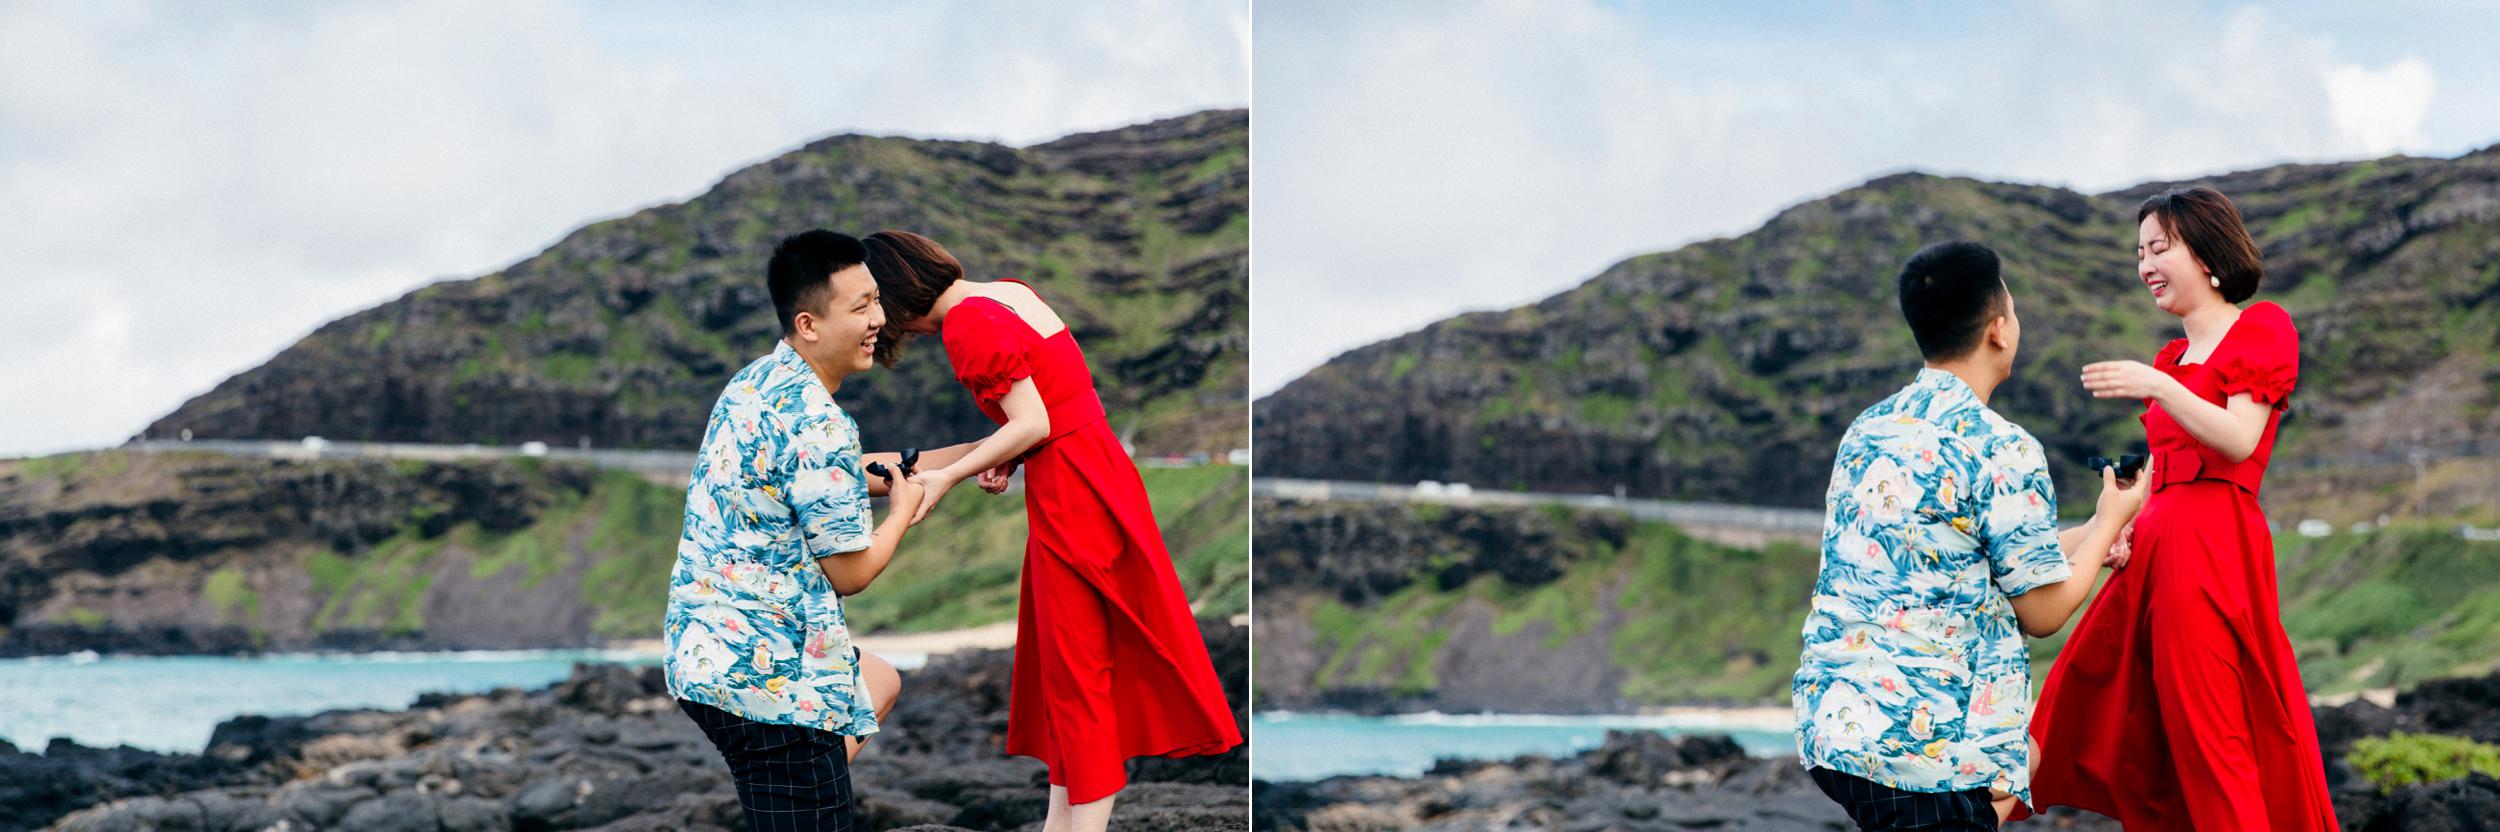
[
  {"x1": 1897, "y1": 241, "x2": 2009, "y2": 361},
  {"x1": 767, "y1": 230, "x2": 869, "y2": 335}
]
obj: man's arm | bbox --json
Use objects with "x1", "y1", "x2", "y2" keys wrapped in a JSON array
[
  {"x1": 784, "y1": 414, "x2": 927, "y2": 596},
  {"x1": 2009, "y1": 514, "x2": 2115, "y2": 637},
  {"x1": 2008, "y1": 467, "x2": 2146, "y2": 637},
  {"x1": 815, "y1": 476, "x2": 924, "y2": 595}
]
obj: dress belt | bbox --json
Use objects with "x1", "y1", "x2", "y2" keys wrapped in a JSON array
[{"x1": 2150, "y1": 447, "x2": 2262, "y2": 494}]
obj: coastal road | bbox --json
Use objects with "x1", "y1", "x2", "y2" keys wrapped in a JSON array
[{"x1": 1254, "y1": 477, "x2": 1826, "y2": 548}]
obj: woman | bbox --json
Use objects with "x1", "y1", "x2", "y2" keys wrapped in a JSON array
[
  {"x1": 2023, "y1": 187, "x2": 2336, "y2": 830},
  {"x1": 860, "y1": 230, "x2": 1242, "y2": 832}
]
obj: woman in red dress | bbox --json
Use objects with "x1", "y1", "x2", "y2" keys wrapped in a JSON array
[
  {"x1": 2023, "y1": 186, "x2": 2336, "y2": 830},
  {"x1": 860, "y1": 230, "x2": 1242, "y2": 831}
]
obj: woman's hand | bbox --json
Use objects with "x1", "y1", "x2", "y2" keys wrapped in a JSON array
[
  {"x1": 2105, "y1": 519, "x2": 2135, "y2": 568},
  {"x1": 909, "y1": 469, "x2": 962, "y2": 524},
  {"x1": 976, "y1": 460, "x2": 1018, "y2": 494},
  {"x1": 2080, "y1": 360, "x2": 2177, "y2": 402}
]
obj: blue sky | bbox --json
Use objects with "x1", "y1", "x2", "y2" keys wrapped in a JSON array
[
  {"x1": 1252, "y1": 0, "x2": 2500, "y2": 395},
  {"x1": 0, "y1": 0, "x2": 1247, "y2": 457}
]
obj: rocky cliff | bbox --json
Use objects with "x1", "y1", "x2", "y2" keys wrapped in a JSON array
[
  {"x1": 1253, "y1": 496, "x2": 2500, "y2": 712},
  {"x1": 146, "y1": 110, "x2": 1247, "y2": 458},
  {"x1": 0, "y1": 450, "x2": 1247, "y2": 656}
]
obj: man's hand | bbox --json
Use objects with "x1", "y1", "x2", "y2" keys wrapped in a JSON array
[
  {"x1": 976, "y1": 461, "x2": 1018, "y2": 494},
  {"x1": 2093, "y1": 459, "x2": 2151, "y2": 527},
  {"x1": 886, "y1": 472, "x2": 927, "y2": 525}
]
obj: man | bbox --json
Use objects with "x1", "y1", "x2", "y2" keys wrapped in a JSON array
[
  {"x1": 1792, "y1": 241, "x2": 2147, "y2": 831},
  {"x1": 663, "y1": 230, "x2": 980, "y2": 830}
]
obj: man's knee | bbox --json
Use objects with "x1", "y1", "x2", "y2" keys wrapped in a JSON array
[{"x1": 861, "y1": 650, "x2": 903, "y2": 718}]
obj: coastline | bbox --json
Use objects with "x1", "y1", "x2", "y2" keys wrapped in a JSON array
[{"x1": 17, "y1": 621, "x2": 1250, "y2": 832}]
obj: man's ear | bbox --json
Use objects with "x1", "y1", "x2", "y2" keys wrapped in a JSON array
[
  {"x1": 790, "y1": 311, "x2": 815, "y2": 342},
  {"x1": 1985, "y1": 314, "x2": 2012, "y2": 351}
]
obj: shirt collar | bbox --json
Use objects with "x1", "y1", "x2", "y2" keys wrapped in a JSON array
[
  {"x1": 1914, "y1": 366, "x2": 1979, "y2": 407},
  {"x1": 770, "y1": 339, "x2": 847, "y2": 417}
]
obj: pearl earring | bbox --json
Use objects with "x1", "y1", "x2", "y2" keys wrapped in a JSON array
[{"x1": 2208, "y1": 273, "x2": 2221, "y2": 288}]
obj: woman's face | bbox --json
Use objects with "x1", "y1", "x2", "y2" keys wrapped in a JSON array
[
  {"x1": 2137, "y1": 213, "x2": 2218, "y2": 318},
  {"x1": 893, "y1": 312, "x2": 942, "y2": 336}
]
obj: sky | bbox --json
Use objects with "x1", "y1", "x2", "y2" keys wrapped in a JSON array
[
  {"x1": 1251, "y1": 0, "x2": 2500, "y2": 396},
  {"x1": 0, "y1": 0, "x2": 1248, "y2": 457}
]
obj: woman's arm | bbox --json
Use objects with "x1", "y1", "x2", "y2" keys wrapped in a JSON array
[
  {"x1": 2080, "y1": 361, "x2": 2273, "y2": 462},
  {"x1": 2151, "y1": 389, "x2": 2272, "y2": 463},
  {"x1": 860, "y1": 441, "x2": 983, "y2": 496},
  {"x1": 909, "y1": 379, "x2": 1050, "y2": 522}
]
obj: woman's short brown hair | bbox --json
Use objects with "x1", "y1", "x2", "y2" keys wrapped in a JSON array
[
  {"x1": 861, "y1": 230, "x2": 962, "y2": 366},
  {"x1": 2138, "y1": 186, "x2": 2264, "y2": 304}
]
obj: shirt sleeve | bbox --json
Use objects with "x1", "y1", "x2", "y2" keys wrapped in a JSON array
[
  {"x1": 943, "y1": 301, "x2": 1038, "y2": 407},
  {"x1": 781, "y1": 410, "x2": 875, "y2": 557},
  {"x1": 2214, "y1": 301, "x2": 2298, "y2": 409},
  {"x1": 1979, "y1": 432, "x2": 2070, "y2": 597}
]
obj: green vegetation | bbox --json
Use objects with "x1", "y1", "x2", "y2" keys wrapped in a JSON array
[
  {"x1": 580, "y1": 469, "x2": 692, "y2": 639},
  {"x1": 842, "y1": 465, "x2": 1251, "y2": 632},
  {"x1": 312, "y1": 524, "x2": 454, "y2": 637},
  {"x1": 201, "y1": 566, "x2": 261, "y2": 625},
  {"x1": 2348, "y1": 733, "x2": 2500, "y2": 791}
]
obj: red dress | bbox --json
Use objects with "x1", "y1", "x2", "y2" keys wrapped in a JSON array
[
  {"x1": 2025, "y1": 302, "x2": 2336, "y2": 830},
  {"x1": 939, "y1": 282, "x2": 1242, "y2": 803}
]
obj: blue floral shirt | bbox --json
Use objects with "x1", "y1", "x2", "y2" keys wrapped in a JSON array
[
  {"x1": 1792, "y1": 368, "x2": 2068, "y2": 802},
  {"x1": 664, "y1": 341, "x2": 879, "y2": 736}
]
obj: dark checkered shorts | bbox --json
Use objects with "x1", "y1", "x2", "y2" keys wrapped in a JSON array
[
  {"x1": 680, "y1": 699, "x2": 853, "y2": 832},
  {"x1": 1810, "y1": 767, "x2": 2000, "y2": 831}
]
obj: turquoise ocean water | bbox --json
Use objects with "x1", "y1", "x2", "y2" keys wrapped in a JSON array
[
  {"x1": 1251, "y1": 711, "x2": 1795, "y2": 782},
  {"x1": 0, "y1": 649, "x2": 658, "y2": 753}
]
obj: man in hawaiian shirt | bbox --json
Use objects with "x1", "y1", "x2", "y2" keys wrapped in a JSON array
[
  {"x1": 664, "y1": 230, "x2": 981, "y2": 831},
  {"x1": 1793, "y1": 241, "x2": 2147, "y2": 831}
]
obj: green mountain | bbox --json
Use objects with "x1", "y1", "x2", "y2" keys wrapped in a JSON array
[
  {"x1": 1255, "y1": 147, "x2": 2500, "y2": 511},
  {"x1": 0, "y1": 450, "x2": 1245, "y2": 655},
  {"x1": 147, "y1": 110, "x2": 1247, "y2": 457}
]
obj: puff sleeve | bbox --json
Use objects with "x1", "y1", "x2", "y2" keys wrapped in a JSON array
[
  {"x1": 942, "y1": 300, "x2": 1039, "y2": 407},
  {"x1": 2214, "y1": 301, "x2": 2299, "y2": 409}
]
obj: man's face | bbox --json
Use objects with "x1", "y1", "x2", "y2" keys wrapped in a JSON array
[{"x1": 795, "y1": 264, "x2": 885, "y2": 375}]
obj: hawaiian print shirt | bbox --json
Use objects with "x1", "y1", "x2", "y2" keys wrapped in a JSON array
[
  {"x1": 1793, "y1": 368, "x2": 2069, "y2": 803},
  {"x1": 664, "y1": 341, "x2": 879, "y2": 736}
]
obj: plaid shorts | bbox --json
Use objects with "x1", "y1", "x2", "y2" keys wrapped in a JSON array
[
  {"x1": 681, "y1": 699, "x2": 854, "y2": 832},
  {"x1": 1809, "y1": 767, "x2": 2000, "y2": 831}
]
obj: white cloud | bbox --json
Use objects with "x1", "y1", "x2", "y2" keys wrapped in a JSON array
[
  {"x1": 2326, "y1": 57, "x2": 2437, "y2": 154},
  {"x1": 0, "y1": 0, "x2": 1246, "y2": 457},
  {"x1": 1251, "y1": 0, "x2": 2473, "y2": 395}
]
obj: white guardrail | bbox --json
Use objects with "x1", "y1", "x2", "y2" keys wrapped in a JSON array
[
  {"x1": 1253, "y1": 477, "x2": 1827, "y2": 538},
  {"x1": 121, "y1": 438, "x2": 1245, "y2": 483}
]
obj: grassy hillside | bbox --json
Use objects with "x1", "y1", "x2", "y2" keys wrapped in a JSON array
[
  {"x1": 0, "y1": 450, "x2": 1245, "y2": 655},
  {"x1": 1256, "y1": 498, "x2": 2500, "y2": 710}
]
